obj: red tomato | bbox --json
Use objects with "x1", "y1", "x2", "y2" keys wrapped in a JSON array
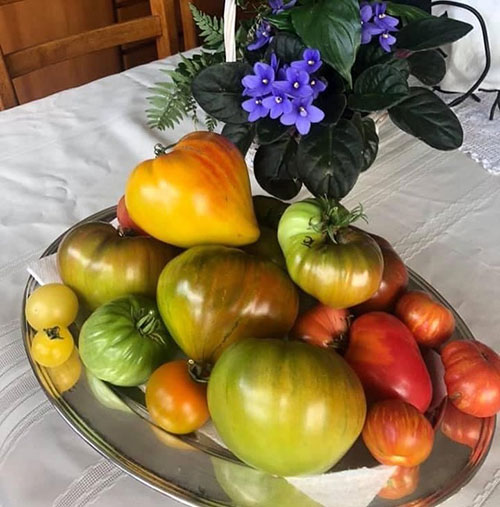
[
  {"x1": 117, "y1": 195, "x2": 147, "y2": 235},
  {"x1": 440, "y1": 399, "x2": 482, "y2": 449},
  {"x1": 290, "y1": 304, "x2": 349, "y2": 349},
  {"x1": 345, "y1": 312, "x2": 433, "y2": 412},
  {"x1": 377, "y1": 465, "x2": 420, "y2": 500},
  {"x1": 441, "y1": 340, "x2": 500, "y2": 418},
  {"x1": 362, "y1": 399, "x2": 435, "y2": 467},
  {"x1": 353, "y1": 233, "x2": 408, "y2": 314},
  {"x1": 395, "y1": 291, "x2": 455, "y2": 348},
  {"x1": 145, "y1": 360, "x2": 210, "y2": 434}
]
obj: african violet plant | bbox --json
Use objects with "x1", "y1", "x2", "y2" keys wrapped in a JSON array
[{"x1": 147, "y1": 0, "x2": 472, "y2": 201}]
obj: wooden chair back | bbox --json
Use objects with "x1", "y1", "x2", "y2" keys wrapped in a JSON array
[
  {"x1": 0, "y1": 0, "x2": 179, "y2": 110},
  {"x1": 179, "y1": 0, "x2": 223, "y2": 51}
]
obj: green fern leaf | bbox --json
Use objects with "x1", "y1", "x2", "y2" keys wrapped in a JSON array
[{"x1": 189, "y1": 4, "x2": 224, "y2": 50}]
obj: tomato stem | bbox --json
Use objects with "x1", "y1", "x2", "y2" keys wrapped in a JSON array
[
  {"x1": 187, "y1": 359, "x2": 211, "y2": 383},
  {"x1": 44, "y1": 326, "x2": 63, "y2": 340},
  {"x1": 154, "y1": 142, "x2": 176, "y2": 157},
  {"x1": 136, "y1": 312, "x2": 166, "y2": 345}
]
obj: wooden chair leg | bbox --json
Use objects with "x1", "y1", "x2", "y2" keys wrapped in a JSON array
[
  {"x1": 0, "y1": 46, "x2": 18, "y2": 110},
  {"x1": 180, "y1": 0, "x2": 198, "y2": 51},
  {"x1": 150, "y1": 0, "x2": 179, "y2": 59}
]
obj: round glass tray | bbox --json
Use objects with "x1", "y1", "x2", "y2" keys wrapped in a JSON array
[{"x1": 22, "y1": 207, "x2": 496, "y2": 507}]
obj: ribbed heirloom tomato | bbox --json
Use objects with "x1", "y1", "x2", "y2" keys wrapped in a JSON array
[
  {"x1": 278, "y1": 199, "x2": 383, "y2": 309},
  {"x1": 208, "y1": 339, "x2": 366, "y2": 476},
  {"x1": 146, "y1": 360, "x2": 209, "y2": 434}
]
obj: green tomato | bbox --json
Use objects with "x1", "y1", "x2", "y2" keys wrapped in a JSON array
[
  {"x1": 79, "y1": 295, "x2": 174, "y2": 386},
  {"x1": 212, "y1": 457, "x2": 320, "y2": 507},
  {"x1": 252, "y1": 195, "x2": 289, "y2": 230},
  {"x1": 277, "y1": 199, "x2": 384, "y2": 308},
  {"x1": 208, "y1": 338, "x2": 366, "y2": 477},
  {"x1": 242, "y1": 226, "x2": 286, "y2": 268},
  {"x1": 86, "y1": 369, "x2": 132, "y2": 412}
]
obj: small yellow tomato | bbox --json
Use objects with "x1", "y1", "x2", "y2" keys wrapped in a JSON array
[
  {"x1": 46, "y1": 348, "x2": 82, "y2": 393},
  {"x1": 25, "y1": 284, "x2": 79, "y2": 330},
  {"x1": 31, "y1": 326, "x2": 74, "y2": 367}
]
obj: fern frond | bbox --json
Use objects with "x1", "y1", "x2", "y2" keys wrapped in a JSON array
[
  {"x1": 189, "y1": 4, "x2": 224, "y2": 51},
  {"x1": 146, "y1": 51, "x2": 224, "y2": 131},
  {"x1": 205, "y1": 115, "x2": 218, "y2": 132}
]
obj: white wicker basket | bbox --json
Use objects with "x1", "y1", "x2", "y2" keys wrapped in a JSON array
[{"x1": 223, "y1": 0, "x2": 237, "y2": 62}]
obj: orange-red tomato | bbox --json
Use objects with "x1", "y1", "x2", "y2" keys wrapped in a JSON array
[
  {"x1": 117, "y1": 195, "x2": 147, "y2": 236},
  {"x1": 290, "y1": 303, "x2": 349, "y2": 349},
  {"x1": 395, "y1": 291, "x2": 455, "y2": 348},
  {"x1": 353, "y1": 233, "x2": 408, "y2": 314},
  {"x1": 377, "y1": 465, "x2": 420, "y2": 500},
  {"x1": 440, "y1": 399, "x2": 482, "y2": 449},
  {"x1": 362, "y1": 399, "x2": 435, "y2": 467},
  {"x1": 441, "y1": 340, "x2": 500, "y2": 418},
  {"x1": 145, "y1": 360, "x2": 209, "y2": 434}
]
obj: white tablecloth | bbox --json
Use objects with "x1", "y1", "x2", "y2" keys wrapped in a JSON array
[{"x1": 0, "y1": 52, "x2": 499, "y2": 507}]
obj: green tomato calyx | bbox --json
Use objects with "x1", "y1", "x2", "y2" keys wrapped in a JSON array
[
  {"x1": 44, "y1": 326, "x2": 63, "y2": 340},
  {"x1": 187, "y1": 359, "x2": 211, "y2": 383},
  {"x1": 314, "y1": 198, "x2": 367, "y2": 244},
  {"x1": 135, "y1": 311, "x2": 166, "y2": 345}
]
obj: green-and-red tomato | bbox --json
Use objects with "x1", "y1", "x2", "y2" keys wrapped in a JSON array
[
  {"x1": 79, "y1": 295, "x2": 175, "y2": 386},
  {"x1": 396, "y1": 291, "x2": 455, "y2": 348},
  {"x1": 146, "y1": 360, "x2": 209, "y2": 434},
  {"x1": 345, "y1": 312, "x2": 433, "y2": 412},
  {"x1": 277, "y1": 199, "x2": 384, "y2": 308},
  {"x1": 57, "y1": 222, "x2": 177, "y2": 310},
  {"x1": 25, "y1": 283, "x2": 79, "y2": 330},
  {"x1": 157, "y1": 246, "x2": 299, "y2": 365},
  {"x1": 362, "y1": 400, "x2": 435, "y2": 467},
  {"x1": 353, "y1": 233, "x2": 408, "y2": 314},
  {"x1": 208, "y1": 338, "x2": 366, "y2": 477},
  {"x1": 441, "y1": 340, "x2": 500, "y2": 417},
  {"x1": 31, "y1": 326, "x2": 75, "y2": 367},
  {"x1": 243, "y1": 225, "x2": 286, "y2": 268},
  {"x1": 291, "y1": 303, "x2": 349, "y2": 350}
]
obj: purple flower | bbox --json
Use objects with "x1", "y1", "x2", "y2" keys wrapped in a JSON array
[
  {"x1": 242, "y1": 96, "x2": 269, "y2": 122},
  {"x1": 270, "y1": 52, "x2": 280, "y2": 73},
  {"x1": 379, "y1": 31, "x2": 397, "y2": 52},
  {"x1": 277, "y1": 63, "x2": 289, "y2": 80},
  {"x1": 248, "y1": 21, "x2": 273, "y2": 51},
  {"x1": 263, "y1": 90, "x2": 293, "y2": 119},
  {"x1": 269, "y1": 0, "x2": 296, "y2": 14},
  {"x1": 291, "y1": 48, "x2": 322, "y2": 74},
  {"x1": 280, "y1": 97, "x2": 324, "y2": 135},
  {"x1": 274, "y1": 67, "x2": 313, "y2": 98},
  {"x1": 373, "y1": 2, "x2": 399, "y2": 31},
  {"x1": 242, "y1": 62, "x2": 275, "y2": 97},
  {"x1": 309, "y1": 76, "x2": 327, "y2": 98},
  {"x1": 360, "y1": 3, "x2": 384, "y2": 45}
]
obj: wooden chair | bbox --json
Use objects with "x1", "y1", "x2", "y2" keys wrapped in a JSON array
[
  {"x1": 179, "y1": 0, "x2": 224, "y2": 51},
  {"x1": 0, "y1": 0, "x2": 179, "y2": 110}
]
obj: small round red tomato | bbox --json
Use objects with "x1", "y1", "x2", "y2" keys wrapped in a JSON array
[
  {"x1": 117, "y1": 195, "x2": 147, "y2": 235},
  {"x1": 145, "y1": 360, "x2": 209, "y2": 434},
  {"x1": 395, "y1": 291, "x2": 455, "y2": 348},
  {"x1": 362, "y1": 399, "x2": 434, "y2": 467},
  {"x1": 440, "y1": 399, "x2": 482, "y2": 449},
  {"x1": 377, "y1": 465, "x2": 420, "y2": 500},
  {"x1": 441, "y1": 340, "x2": 500, "y2": 418},
  {"x1": 290, "y1": 303, "x2": 349, "y2": 349},
  {"x1": 353, "y1": 233, "x2": 408, "y2": 314}
]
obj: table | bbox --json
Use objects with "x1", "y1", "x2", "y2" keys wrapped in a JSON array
[{"x1": 0, "y1": 52, "x2": 499, "y2": 507}]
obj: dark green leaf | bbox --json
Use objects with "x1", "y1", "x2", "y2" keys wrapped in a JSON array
[
  {"x1": 352, "y1": 113, "x2": 379, "y2": 172},
  {"x1": 316, "y1": 92, "x2": 347, "y2": 125},
  {"x1": 265, "y1": 11, "x2": 294, "y2": 32},
  {"x1": 297, "y1": 119, "x2": 364, "y2": 199},
  {"x1": 256, "y1": 117, "x2": 291, "y2": 145},
  {"x1": 254, "y1": 137, "x2": 302, "y2": 200},
  {"x1": 408, "y1": 50, "x2": 446, "y2": 85},
  {"x1": 252, "y1": 195, "x2": 289, "y2": 230},
  {"x1": 221, "y1": 123, "x2": 255, "y2": 156},
  {"x1": 396, "y1": 17, "x2": 473, "y2": 51},
  {"x1": 191, "y1": 62, "x2": 251, "y2": 124},
  {"x1": 291, "y1": 0, "x2": 361, "y2": 86},
  {"x1": 389, "y1": 87, "x2": 463, "y2": 150},
  {"x1": 349, "y1": 64, "x2": 409, "y2": 112},
  {"x1": 386, "y1": 2, "x2": 431, "y2": 24},
  {"x1": 352, "y1": 45, "x2": 410, "y2": 80},
  {"x1": 265, "y1": 32, "x2": 305, "y2": 63},
  {"x1": 387, "y1": 57, "x2": 410, "y2": 80}
]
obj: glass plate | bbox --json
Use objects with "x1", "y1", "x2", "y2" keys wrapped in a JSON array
[{"x1": 21, "y1": 207, "x2": 496, "y2": 507}]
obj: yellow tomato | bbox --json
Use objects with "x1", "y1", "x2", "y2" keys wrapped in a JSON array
[
  {"x1": 46, "y1": 348, "x2": 82, "y2": 393},
  {"x1": 31, "y1": 326, "x2": 74, "y2": 367},
  {"x1": 25, "y1": 283, "x2": 79, "y2": 330},
  {"x1": 125, "y1": 131, "x2": 260, "y2": 247}
]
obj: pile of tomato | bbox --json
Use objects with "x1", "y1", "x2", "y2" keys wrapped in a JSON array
[{"x1": 26, "y1": 132, "x2": 500, "y2": 499}]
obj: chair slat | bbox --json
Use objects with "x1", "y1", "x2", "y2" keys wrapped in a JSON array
[
  {"x1": 0, "y1": 46, "x2": 18, "y2": 109},
  {"x1": 5, "y1": 16, "x2": 162, "y2": 78}
]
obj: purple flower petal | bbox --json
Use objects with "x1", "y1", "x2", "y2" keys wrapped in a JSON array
[
  {"x1": 360, "y1": 4, "x2": 373, "y2": 23},
  {"x1": 248, "y1": 22, "x2": 273, "y2": 51},
  {"x1": 295, "y1": 116, "x2": 311, "y2": 135},
  {"x1": 379, "y1": 32, "x2": 397, "y2": 52}
]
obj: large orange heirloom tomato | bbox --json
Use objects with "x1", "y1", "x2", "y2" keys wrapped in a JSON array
[{"x1": 125, "y1": 131, "x2": 260, "y2": 247}]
